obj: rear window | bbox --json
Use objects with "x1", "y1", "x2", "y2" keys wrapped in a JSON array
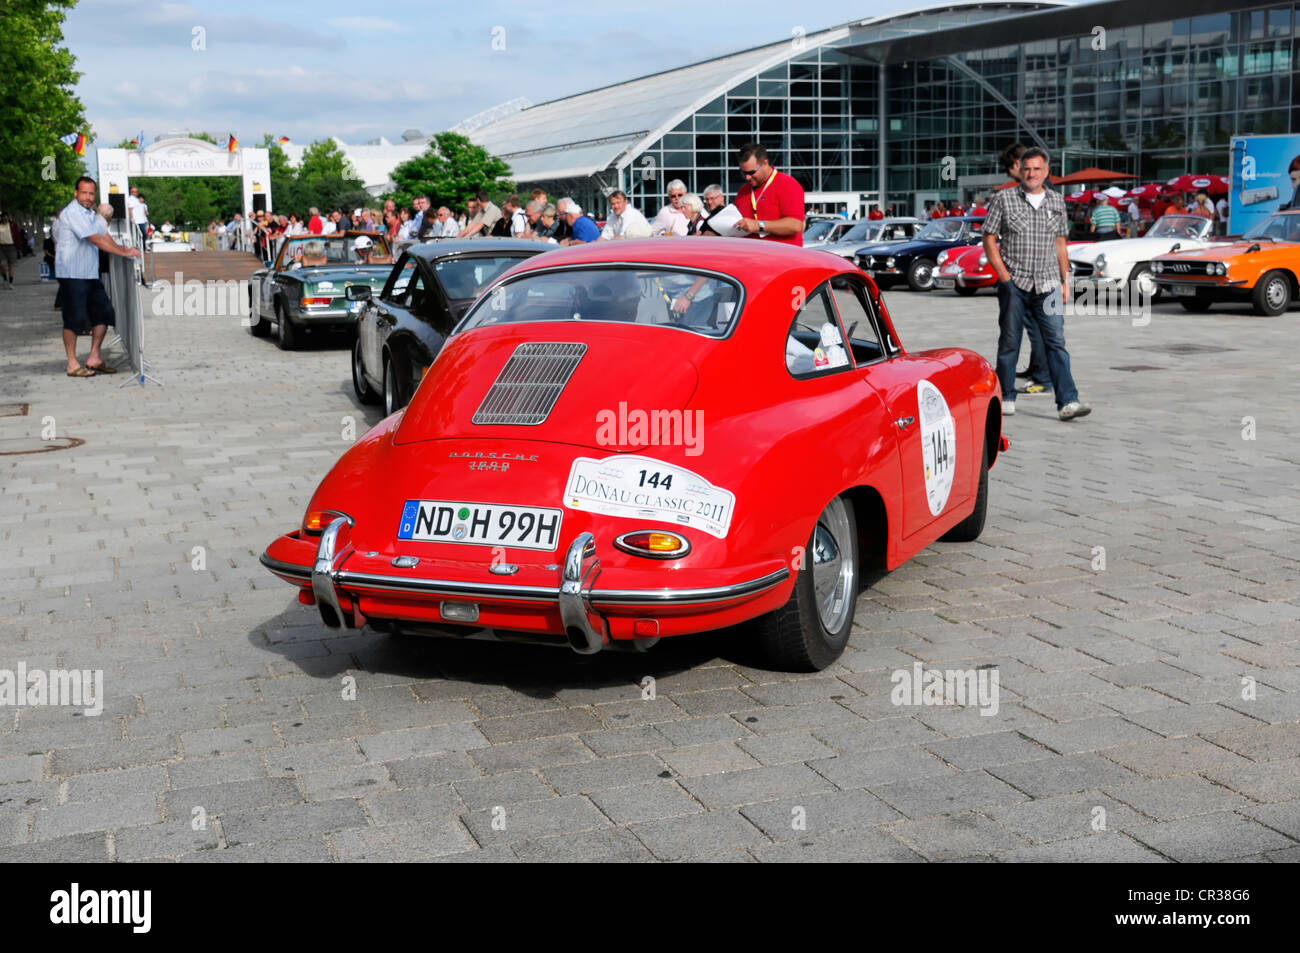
[
  {"x1": 434, "y1": 255, "x2": 535, "y2": 300},
  {"x1": 457, "y1": 267, "x2": 742, "y2": 337}
]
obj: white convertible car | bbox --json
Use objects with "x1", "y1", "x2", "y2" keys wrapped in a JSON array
[{"x1": 1069, "y1": 214, "x2": 1227, "y2": 300}]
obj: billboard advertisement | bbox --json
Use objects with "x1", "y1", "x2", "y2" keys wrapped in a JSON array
[{"x1": 1229, "y1": 133, "x2": 1300, "y2": 235}]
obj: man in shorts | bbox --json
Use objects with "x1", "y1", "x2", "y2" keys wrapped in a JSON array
[{"x1": 54, "y1": 176, "x2": 141, "y2": 376}]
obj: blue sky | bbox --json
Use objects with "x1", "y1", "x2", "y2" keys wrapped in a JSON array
[{"x1": 64, "y1": 0, "x2": 1014, "y2": 150}]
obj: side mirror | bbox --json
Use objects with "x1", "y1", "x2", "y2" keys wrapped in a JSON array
[{"x1": 345, "y1": 284, "x2": 372, "y2": 302}]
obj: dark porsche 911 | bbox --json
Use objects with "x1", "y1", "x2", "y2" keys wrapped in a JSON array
[
  {"x1": 854, "y1": 217, "x2": 985, "y2": 292},
  {"x1": 349, "y1": 238, "x2": 554, "y2": 415}
]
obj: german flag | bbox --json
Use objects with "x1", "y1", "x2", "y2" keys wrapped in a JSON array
[
  {"x1": 275, "y1": 136, "x2": 290, "y2": 145},
  {"x1": 61, "y1": 132, "x2": 86, "y2": 155},
  {"x1": 227, "y1": 134, "x2": 238, "y2": 153}
]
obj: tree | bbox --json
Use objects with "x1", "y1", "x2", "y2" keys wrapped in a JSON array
[
  {"x1": 295, "y1": 139, "x2": 366, "y2": 212},
  {"x1": 388, "y1": 132, "x2": 512, "y2": 210},
  {"x1": 0, "y1": 1, "x2": 89, "y2": 217}
]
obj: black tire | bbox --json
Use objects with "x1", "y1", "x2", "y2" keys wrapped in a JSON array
[
  {"x1": 752, "y1": 495, "x2": 857, "y2": 672},
  {"x1": 1127, "y1": 263, "x2": 1161, "y2": 302},
  {"x1": 382, "y1": 353, "x2": 405, "y2": 416},
  {"x1": 954, "y1": 285, "x2": 978, "y2": 297},
  {"x1": 940, "y1": 434, "x2": 987, "y2": 543},
  {"x1": 1251, "y1": 270, "x2": 1292, "y2": 316},
  {"x1": 246, "y1": 290, "x2": 269, "y2": 336},
  {"x1": 352, "y1": 338, "x2": 380, "y2": 405},
  {"x1": 1178, "y1": 293, "x2": 1213, "y2": 313},
  {"x1": 275, "y1": 301, "x2": 297, "y2": 350},
  {"x1": 906, "y1": 258, "x2": 937, "y2": 292}
]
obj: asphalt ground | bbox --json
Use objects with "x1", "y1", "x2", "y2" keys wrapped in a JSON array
[{"x1": 1, "y1": 253, "x2": 1298, "y2": 862}]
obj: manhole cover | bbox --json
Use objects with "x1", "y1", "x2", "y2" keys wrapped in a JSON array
[
  {"x1": 1110, "y1": 365, "x2": 1164, "y2": 372},
  {"x1": 0, "y1": 403, "x2": 29, "y2": 417},
  {"x1": 0, "y1": 437, "x2": 85, "y2": 456},
  {"x1": 1133, "y1": 343, "x2": 1227, "y2": 354}
]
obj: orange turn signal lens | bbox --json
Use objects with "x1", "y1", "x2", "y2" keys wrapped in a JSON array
[
  {"x1": 614, "y1": 530, "x2": 691, "y2": 559},
  {"x1": 303, "y1": 510, "x2": 350, "y2": 535}
]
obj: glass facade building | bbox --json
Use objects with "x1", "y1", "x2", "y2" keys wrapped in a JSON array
[{"x1": 469, "y1": 1, "x2": 1293, "y2": 217}]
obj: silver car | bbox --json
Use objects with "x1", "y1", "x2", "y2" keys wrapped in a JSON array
[{"x1": 809, "y1": 218, "x2": 922, "y2": 258}]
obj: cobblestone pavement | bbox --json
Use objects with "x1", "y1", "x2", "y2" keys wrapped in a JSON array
[{"x1": 2, "y1": 255, "x2": 1298, "y2": 862}]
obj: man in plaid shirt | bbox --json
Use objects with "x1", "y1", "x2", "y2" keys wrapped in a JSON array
[{"x1": 982, "y1": 147, "x2": 1091, "y2": 421}]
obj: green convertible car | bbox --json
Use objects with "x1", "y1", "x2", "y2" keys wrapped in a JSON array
[{"x1": 247, "y1": 232, "x2": 395, "y2": 350}]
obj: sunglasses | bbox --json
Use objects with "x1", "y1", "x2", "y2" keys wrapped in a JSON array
[{"x1": 740, "y1": 167, "x2": 761, "y2": 178}]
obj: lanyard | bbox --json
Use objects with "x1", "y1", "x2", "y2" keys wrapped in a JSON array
[{"x1": 749, "y1": 170, "x2": 779, "y2": 214}]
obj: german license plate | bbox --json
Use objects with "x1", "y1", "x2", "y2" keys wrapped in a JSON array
[
  {"x1": 934, "y1": 278, "x2": 954, "y2": 289},
  {"x1": 861, "y1": 269, "x2": 874, "y2": 278},
  {"x1": 397, "y1": 500, "x2": 562, "y2": 550},
  {"x1": 1170, "y1": 284, "x2": 1197, "y2": 297}
]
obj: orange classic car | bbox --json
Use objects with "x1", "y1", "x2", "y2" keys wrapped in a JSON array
[{"x1": 1150, "y1": 209, "x2": 1300, "y2": 316}]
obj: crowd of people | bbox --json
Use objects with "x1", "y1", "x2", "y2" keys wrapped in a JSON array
[{"x1": 181, "y1": 142, "x2": 809, "y2": 262}]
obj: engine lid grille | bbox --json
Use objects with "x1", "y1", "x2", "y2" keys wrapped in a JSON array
[{"x1": 472, "y1": 342, "x2": 587, "y2": 426}]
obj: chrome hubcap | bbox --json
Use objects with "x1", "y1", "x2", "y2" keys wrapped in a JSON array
[
  {"x1": 811, "y1": 497, "x2": 855, "y2": 633},
  {"x1": 1267, "y1": 279, "x2": 1287, "y2": 308},
  {"x1": 1135, "y1": 271, "x2": 1156, "y2": 297},
  {"x1": 385, "y1": 367, "x2": 395, "y2": 414}
]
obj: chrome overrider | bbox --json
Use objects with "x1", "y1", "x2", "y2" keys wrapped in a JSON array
[
  {"x1": 312, "y1": 515, "x2": 355, "y2": 629},
  {"x1": 559, "y1": 532, "x2": 607, "y2": 655}
]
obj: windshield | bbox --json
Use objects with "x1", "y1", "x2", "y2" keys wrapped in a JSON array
[
  {"x1": 458, "y1": 267, "x2": 742, "y2": 337},
  {"x1": 1148, "y1": 215, "x2": 1210, "y2": 240},
  {"x1": 281, "y1": 234, "x2": 391, "y2": 268},
  {"x1": 916, "y1": 219, "x2": 973, "y2": 240},
  {"x1": 1242, "y1": 212, "x2": 1300, "y2": 242},
  {"x1": 804, "y1": 221, "x2": 838, "y2": 243},
  {"x1": 837, "y1": 222, "x2": 874, "y2": 244}
]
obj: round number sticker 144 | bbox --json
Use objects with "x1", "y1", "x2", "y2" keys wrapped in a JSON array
[{"x1": 917, "y1": 379, "x2": 956, "y2": 516}]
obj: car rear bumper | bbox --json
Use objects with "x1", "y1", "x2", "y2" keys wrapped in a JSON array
[{"x1": 262, "y1": 520, "x2": 792, "y2": 651}]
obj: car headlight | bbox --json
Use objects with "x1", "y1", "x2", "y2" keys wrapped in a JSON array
[
  {"x1": 1212, "y1": 262, "x2": 1227, "y2": 276},
  {"x1": 936, "y1": 250, "x2": 949, "y2": 265},
  {"x1": 885, "y1": 257, "x2": 896, "y2": 268},
  {"x1": 1094, "y1": 253, "x2": 1107, "y2": 275},
  {"x1": 1152, "y1": 261, "x2": 1164, "y2": 274},
  {"x1": 978, "y1": 254, "x2": 988, "y2": 266}
]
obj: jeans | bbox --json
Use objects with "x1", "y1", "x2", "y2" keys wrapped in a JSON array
[
  {"x1": 996, "y1": 280, "x2": 1079, "y2": 409},
  {"x1": 995, "y1": 275, "x2": 1047, "y2": 386}
]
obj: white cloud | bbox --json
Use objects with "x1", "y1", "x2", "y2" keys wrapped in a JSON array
[{"x1": 326, "y1": 17, "x2": 401, "y2": 32}]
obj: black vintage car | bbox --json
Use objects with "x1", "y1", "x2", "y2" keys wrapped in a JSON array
[
  {"x1": 349, "y1": 238, "x2": 553, "y2": 415},
  {"x1": 853, "y1": 216, "x2": 985, "y2": 291}
]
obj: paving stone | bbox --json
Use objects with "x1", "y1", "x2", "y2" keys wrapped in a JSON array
[
  {"x1": 588, "y1": 781, "x2": 703, "y2": 825},
  {"x1": 0, "y1": 832, "x2": 109, "y2": 863},
  {"x1": 455, "y1": 772, "x2": 555, "y2": 811},
  {"x1": 987, "y1": 791, "x2": 1148, "y2": 843},
  {"x1": 807, "y1": 747, "x2": 955, "y2": 789},
  {"x1": 469, "y1": 736, "x2": 595, "y2": 775},
  {"x1": 986, "y1": 754, "x2": 1142, "y2": 798},
  {"x1": 657, "y1": 742, "x2": 761, "y2": 778},
  {"x1": 737, "y1": 731, "x2": 838, "y2": 766},
  {"x1": 653, "y1": 714, "x2": 752, "y2": 747},
  {"x1": 221, "y1": 798, "x2": 369, "y2": 846},
  {"x1": 362, "y1": 785, "x2": 465, "y2": 827},
  {"x1": 740, "y1": 789, "x2": 901, "y2": 840},
  {"x1": 462, "y1": 795, "x2": 609, "y2": 845},
  {"x1": 923, "y1": 731, "x2": 1053, "y2": 770},
  {"x1": 265, "y1": 741, "x2": 365, "y2": 777},
  {"x1": 1128, "y1": 813, "x2": 1298, "y2": 862},
  {"x1": 113, "y1": 820, "x2": 221, "y2": 861},
  {"x1": 476, "y1": 709, "x2": 604, "y2": 744},
  {"x1": 750, "y1": 828, "x2": 924, "y2": 862},
  {"x1": 886, "y1": 812, "x2": 1030, "y2": 861},
  {"x1": 1242, "y1": 801, "x2": 1300, "y2": 842},
  {"x1": 995, "y1": 832, "x2": 1167, "y2": 862},
  {"x1": 512, "y1": 827, "x2": 656, "y2": 863},
  {"x1": 1020, "y1": 716, "x2": 1161, "y2": 754},
  {"x1": 62, "y1": 765, "x2": 167, "y2": 803},
  {"x1": 630, "y1": 810, "x2": 769, "y2": 861},
  {"x1": 177, "y1": 837, "x2": 334, "y2": 862},
  {"x1": 1098, "y1": 738, "x2": 1255, "y2": 779},
  {"x1": 542, "y1": 755, "x2": 667, "y2": 795},
  {"x1": 297, "y1": 764, "x2": 396, "y2": 801},
  {"x1": 870, "y1": 770, "x2": 1028, "y2": 819},
  {"x1": 1201, "y1": 724, "x2": 1300, "y2": 762},
  {"x1": 358, "y1": 724, "x2": 488, "y2": 762},
  {"x1": 679, "y1": 764, "x2": 837, "y2": 809},
  {"x1": 163, "y1": 778, "x2": 300, "y2": 816},
  {"x1": 1203, "y1": 760, "x2": 1300, "y2": 802},
  {"x1": 33, "y1": 791, "x2": 162, "y2": 840},
  {"x1": 166, "y1": 753, "x2": 267, "y2": 789}
]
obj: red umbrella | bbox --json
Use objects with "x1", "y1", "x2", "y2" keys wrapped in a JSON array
[
  {"x1": 1125, "y1": 184, "x2": 1165, "y2": 199},
  {"x1": 1165, "y1": 174, "x2": 1228, "y2": 195},
  {"x1": 1066, "y1": 190, "x2": 1121, "y2": 206}
]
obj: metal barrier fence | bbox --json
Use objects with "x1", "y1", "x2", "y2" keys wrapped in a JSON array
[{"x1": 104, "y1": 221, "x2": 161, "y2": 387}]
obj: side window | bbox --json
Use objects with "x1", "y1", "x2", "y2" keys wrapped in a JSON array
[
  {"x1": 403, "y1": 271, "x2": 427, "y2": 312},
  {"x1": 382, "y1": 254, "x2": 415, "y2": 302},
  {"x1": 830, "y1": 276, "x2": 884, "y2": 366},
  {"x1": 785, "y1": 285, "x2": 852, "y2": 378}
]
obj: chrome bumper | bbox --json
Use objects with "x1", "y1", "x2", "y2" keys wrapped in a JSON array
[{"x1": 301, "y1": 520, "x2": 789, "y2": 653}]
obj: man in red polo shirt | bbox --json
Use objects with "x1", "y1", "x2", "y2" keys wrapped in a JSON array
[{"x1": 733, "y1": 143, "x2": 804, "y2": 245}]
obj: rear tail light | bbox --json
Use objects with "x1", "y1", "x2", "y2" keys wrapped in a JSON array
[
  {"x1": 303, "y1": 509, "x2": 352, "y2": 535},
  {"x1": 301, "y1": 296, "x2": 333, "y2": 307},
  {"x1": 614, "y1": 530, "x2": 691, "y2": 559}
]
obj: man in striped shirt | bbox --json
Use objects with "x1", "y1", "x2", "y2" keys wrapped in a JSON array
[{"x1": 1089, "y1": 197, "x2": 1120, "y2": 240}]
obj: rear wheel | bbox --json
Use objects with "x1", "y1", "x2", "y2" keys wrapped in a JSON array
[
  {"x1": 275, "y1": 301, "x2": 297, "y2": 350},
  {"x1": 383, "y1": 353, "x2": 405, "y2": 416},
  {"x1": 352, "y1": 338, "x2": 380, "y2": 405},
  {"x1": 1252, "y1": 270, "x2": 1292, "y2": 316},
  {"x1": 940, "y1": 436, "x2": 988, "y2": 542},
  {"x1": 753, "y1": 495, "x2": 857, "y2": 672},
  {"x1": 906, "y1": 258, "x2": 937, "y2": 292}
]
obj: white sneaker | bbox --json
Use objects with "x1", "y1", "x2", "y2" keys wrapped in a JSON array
[
  {"x1": 1003, "y1": 402, "x2": 1016, "y2": 416},
  {"x1": 1059, "y1": 401, "x2": 1091, "y2": 420}
]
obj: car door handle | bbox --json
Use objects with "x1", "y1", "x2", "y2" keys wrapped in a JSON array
[{"x1": 896, "y1": 416, "x2": 915, "y2": 429}]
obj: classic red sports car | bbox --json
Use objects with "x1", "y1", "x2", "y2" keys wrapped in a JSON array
[
  {"x1": 934, "y1": 241, "x2": 1093, "y2": 295},
  {"x1": 261, "y1": 240, "x2": 1007, "y2": 671}
]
